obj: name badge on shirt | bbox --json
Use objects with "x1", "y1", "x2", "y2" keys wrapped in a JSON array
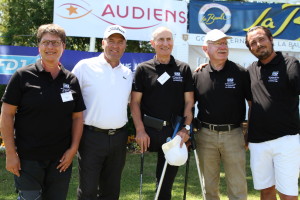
[
  {"x1": 61, "y1": 91, "x2": 73, "y2": 102},
  {"x1": 157, "y1": 72, "x2": 170, "y2": 85}
]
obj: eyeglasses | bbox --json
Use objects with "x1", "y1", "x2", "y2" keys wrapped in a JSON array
[
  {"x1": 207, "y1": 41, "x2": 228, "y2": 47},
  {"x1": 40, "y1": 40, "x2": 63, "y2": 47}
]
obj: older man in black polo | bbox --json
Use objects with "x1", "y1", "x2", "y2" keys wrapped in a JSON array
[{"x1": 193, "y1": 29, "x2": 251, "y2": 200}]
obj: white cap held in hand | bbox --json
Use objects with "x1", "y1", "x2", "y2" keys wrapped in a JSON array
[{"x1": 162, "y1": 135, "x2": 188, "y2": 166}]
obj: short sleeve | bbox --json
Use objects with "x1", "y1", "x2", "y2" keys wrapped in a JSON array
[
  {"x1": 1, "y1": 71, "x2": 23, "y2": 106},
  {"x1": 132, "y1": 65, "x2": 144, "y2": 92}
]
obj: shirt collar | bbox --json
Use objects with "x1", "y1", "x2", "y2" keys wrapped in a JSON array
[
  {"x1": 208, "y1": 60, "x2": 229, "y2": 73},
  {"x1": 98, "y1": 53, "x2": 122, "y2": 69},
  {"x1": 153, "y1": 55, "x2": 176, "y2": 66},
  {"x1": 35, "y1": 59, "x2": 67, "y2": 77},
  {"x1": 258, "y1": 51, "x2": 283, "y2": 68}
]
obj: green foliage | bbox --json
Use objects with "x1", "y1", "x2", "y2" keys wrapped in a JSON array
[
  {"x1": 0, "y1": 0, "x2": 54, "y2": 46},
  {"x1": 126, "y1": 40, "x2": 154, "y2": 53}
]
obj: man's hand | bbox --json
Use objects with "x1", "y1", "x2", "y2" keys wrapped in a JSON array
[
  {"x1": 194, "y1": 63, "x2": 208, "y2": 72},
  {"x1": 177, "y1": 128, "x2": 190, "y2": 147},
  {"x1": 57, "y1": 148, "x2": 76, "y2": 172},
  {"x1": 6, "y1": 152, "x2": 21, "y2": 177},
  {"x1": 135, "y1": 130, "x2": 150, "y2": 153}
]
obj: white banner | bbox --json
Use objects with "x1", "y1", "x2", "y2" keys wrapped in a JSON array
[{"x1": 53, "y1": 0, "x2": 188, "y2": 41}]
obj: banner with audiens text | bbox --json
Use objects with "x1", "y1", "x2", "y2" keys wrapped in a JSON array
[{"x1": 54, "y1": 0, "x2": 187, "y2": 41}]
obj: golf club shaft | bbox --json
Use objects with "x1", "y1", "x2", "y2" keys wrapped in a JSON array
[
  {"x1": 139, "y1": 153, "x2": 144, "y2": 200},
  {"x1": 183, "y1": 151, "x2": 190, "y2": 200},
  {"x1": 193, "y1": 150, "x2": 206, "y2": 200}
]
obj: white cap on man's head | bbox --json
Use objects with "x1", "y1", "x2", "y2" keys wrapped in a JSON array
[
  {"x1": 103, "y1": 25, "x2": 126, "y2": 40},
  {"x1": 162, "y1": 135, "x2": 188, "y2": 166},
  {"x1": 204, "y1": 29, "x2": 232, "y2": 45}
]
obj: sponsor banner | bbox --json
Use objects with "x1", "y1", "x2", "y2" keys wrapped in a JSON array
[
  {"x1": 189, "y1": 0, "x2": 300, "y2": 41},
  {"x1": 0, "y1": 45, "x2": 154, "y2": 84},
  {"x1": 187, "y1": 34, "x2": 300, "y2": 53},
  {"x1": 53, "y1": 0, "x2": 187, "y2": 41}
]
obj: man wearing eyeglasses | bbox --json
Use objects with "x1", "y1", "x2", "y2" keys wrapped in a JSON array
[
  {"x1": 193, "y1": 29, "x2": 251, "y2": 200},
  {"x1": 72, "y1": 25, "x2": 132, "y2": 200}
]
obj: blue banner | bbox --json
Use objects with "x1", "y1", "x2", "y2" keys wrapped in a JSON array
[
  {"x1": 189, "y1": 0, "x2": 300, "y2": 41},
  {"x1": 0, "y1": 45, "x2": 154, "y2": 84}
]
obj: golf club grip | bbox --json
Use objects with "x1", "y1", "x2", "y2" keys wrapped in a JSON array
[
  {"x1": 171, "y1": 122, "x2": 181, "y2": 138},
  {"x1": 171, "y1": 116, "x2": 185, "y2": 139},
  {"x1": 190, "y1": 124, "x2": 197, "y2": 150}
]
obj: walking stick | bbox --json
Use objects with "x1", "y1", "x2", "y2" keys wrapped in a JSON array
[
  {"x1": 154, "y1": 116, "x2": 184, "y2": 200},
  {"x1": 139, "y1": 152, "x2": 144, "y2": 200}
]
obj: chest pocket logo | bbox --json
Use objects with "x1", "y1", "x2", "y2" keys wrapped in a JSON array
[
  {"x1": 61, "y1": 83, "x2": 71, "y2": 93},
  {"x1": 225, "y1": 78, "x2": 236, "y2": 89},
  {"x1": 172, "y1": 72, "x2": 183, "y2": 82},
  {"x1": 268, "y1": 71, "x2": 279, "y2": 83}
]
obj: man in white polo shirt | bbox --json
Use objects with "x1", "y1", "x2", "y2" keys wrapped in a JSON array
[{"x1": 72, "y1": 25, "x2": 132, "y2": 200}]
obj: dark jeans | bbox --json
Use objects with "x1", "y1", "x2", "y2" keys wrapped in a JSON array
[
  {"x1": 77, "y1": 126, "x2": 128, "y2": 200},
  {"x1": 14, "y1": 158, "x2": 72, "y2": 200},
  {"x1": 146, "y1": 126, "x2": 179, "y2": 200}
]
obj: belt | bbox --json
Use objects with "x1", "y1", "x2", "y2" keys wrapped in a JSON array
[
  {"x1": 201, "y1": 122, "x2": 240, "y2": 132},
  {"x1": 84, "y1": 125, "x2": 124, "y2": 135}
]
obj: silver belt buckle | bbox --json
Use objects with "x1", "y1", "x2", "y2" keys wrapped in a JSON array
[
  {"x1": 209, "y1": 124, "x2": 214, "y2": 131},
  {"x1": 227, "y1": 125, "x2": 231, "y2": 131},
  {"x1": 163, "y1": 121, "x2": 167, "y2": 126},
  {"x1": 108, "y1": 129, "x2": 116, "y2": 135}
]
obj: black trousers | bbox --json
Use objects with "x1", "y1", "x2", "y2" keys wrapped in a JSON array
[
  {"x1": 14, "y1": 158, "x2": 72, "y2": 200},
  {"x1": 77, "y1": 126, "x2": 128, "y2": 200},
  {"x1": 146, "y1": 125, "x2": 179, "y2": 200}
]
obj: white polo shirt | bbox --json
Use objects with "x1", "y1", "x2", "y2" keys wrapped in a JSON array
[{"x1": 72, "y1": 53, "x2": 132, "y2": 129}]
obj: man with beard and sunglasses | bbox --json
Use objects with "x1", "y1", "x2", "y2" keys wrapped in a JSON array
[{"x1": 245, "y1": 26, "x2": 300, "y2": 200}]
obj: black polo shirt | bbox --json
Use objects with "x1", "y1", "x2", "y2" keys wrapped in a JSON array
[
  {"x1": 193, "y1": 60, "x2": 252, "y2": 125},
  {"x1": 1, "y1": 59, "x2": 86, "y2": 160},
  {"x1": 248, "y1": 52, "x2": 300, "y2": 143},
  {"x1": 132, "y1": 55, "x2": 193, "y2": 122}
]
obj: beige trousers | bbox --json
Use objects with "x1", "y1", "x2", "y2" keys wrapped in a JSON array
[{"x1": 195, "y1": 127, "x2": 247, "y2": 200}]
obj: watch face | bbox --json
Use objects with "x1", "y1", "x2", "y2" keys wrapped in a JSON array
[{"x1": 184, "y1": 125, "x2": 190, "y2": 130}]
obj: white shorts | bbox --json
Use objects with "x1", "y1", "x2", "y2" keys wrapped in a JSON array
[{"x1": 249, "y1": 134, "x2": 300, "y2": 196}]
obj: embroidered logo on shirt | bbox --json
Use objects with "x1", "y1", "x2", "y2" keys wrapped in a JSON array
[
  {"x1": 61, "y1": 83, "x2": 71, "y2": 93},
  {"x1": 123, "y1": 76, "x2": 127, "y2": 80},
  {"x1": 225, "y1": 78, "x2": 236, "y2": 89},
  {"x1": 172, "y1": 72, "x2": 183, "y2": 82},
  {"x1": 268, "y1": 71, "x2": 279, "y2": 82}
]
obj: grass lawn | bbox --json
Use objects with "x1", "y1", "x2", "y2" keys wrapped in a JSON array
[{"x1": 0, "y1": 150, "x2": 295, "y2": 200}]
